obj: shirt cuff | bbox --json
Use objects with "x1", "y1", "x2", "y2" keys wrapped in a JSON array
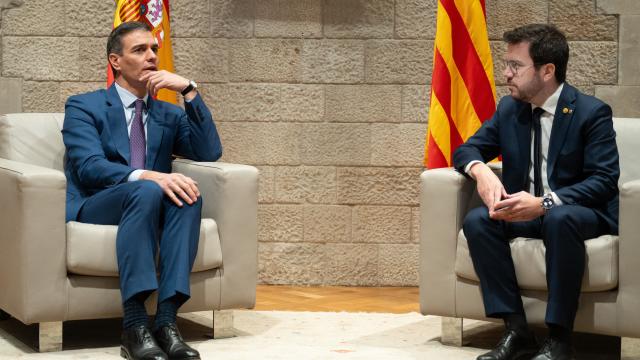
[
  {"x1": 127, "y1": 169, "x2": 145, "y2": 182},
  {"x1": 464, "y1": 160, "x2": 484, "y2": 179},
  {"x1": 550, "y1": 192, "x2": 563, "y2": 206}
]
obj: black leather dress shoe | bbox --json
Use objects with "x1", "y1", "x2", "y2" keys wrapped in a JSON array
[
  {"x1": 531, "y1": 337, "x2": 575, "y2": 360},
  {"x1": 477, "y1": 329, "x2": 538, "y2": 360},
  {"x1": 153, "y1": 323, "x2": 201, "y2": 360},
  {"x1": 121, "y1": 325, "x2": 168, "y2": 360}
]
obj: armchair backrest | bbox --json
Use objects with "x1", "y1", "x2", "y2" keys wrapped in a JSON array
[
  {"x1": 1, "y1": 114, "x2": 637, "y2": 184},
  {"x1": 613, "y1": 117, "x2": 640, "y2": 185},
  {"x1": 0, "y1": 113, "x2": 65, "y2": 171}
]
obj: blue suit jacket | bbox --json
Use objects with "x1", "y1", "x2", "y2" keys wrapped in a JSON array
[
  {"x1": 62, "y1": 85, "x2": 223, "y2": 222},
  {"x1": 453, "y1": 84, "x2": 620, "y2": 233}
]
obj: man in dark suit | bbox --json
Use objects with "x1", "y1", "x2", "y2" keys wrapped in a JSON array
[
  {"x1": 62, "y1": 21, "x2": 222, "y2": 360},
  {"x1": 454, "y1": 24, "x2": 619, "y2": 360}
]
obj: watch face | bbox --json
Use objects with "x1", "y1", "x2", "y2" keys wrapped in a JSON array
[{"x1": 542, "y1": 196, "x2": 554, "y2": 209}]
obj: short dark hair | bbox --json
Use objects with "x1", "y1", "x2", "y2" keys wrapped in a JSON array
[
  {"x1": 503, "y1": 24, "x2": 569, "y2": 83},
  {"x1": 106, "y1": 21, "x2": 152, "y2": 74}
]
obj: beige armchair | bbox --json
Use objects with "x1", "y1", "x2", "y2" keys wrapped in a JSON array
[
  {"x1": 0, "y1": 113, "x2": 258, "y2": 351},
  {"x1": 419, "y1": 118, "x2": 640, "y2": 350}
]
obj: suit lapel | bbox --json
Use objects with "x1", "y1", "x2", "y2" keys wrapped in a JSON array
[
  {"x1": 106, "y1": 85, "x2": 131, "y2": 164},
  {"x1": 145, "y1": 96, "x2": 165, "y2": 170},
  {"x1": 515, "y1": 103, "x2": 533, "y2": 189},
  {"x1": 547, "y1": 85, "x2": 577, "y2": 180}
]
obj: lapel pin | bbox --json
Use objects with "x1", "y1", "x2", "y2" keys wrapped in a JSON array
[{"x1": 562, "y1": 107, "x2": 572, "y2": 114}]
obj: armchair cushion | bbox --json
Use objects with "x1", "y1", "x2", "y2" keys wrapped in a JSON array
[
  {"x1": 455, "y1": 230, "x2": 619, "y2": 292},
  {"x1": 66, "y1": 218, "x2": 222, "y2": 277}
]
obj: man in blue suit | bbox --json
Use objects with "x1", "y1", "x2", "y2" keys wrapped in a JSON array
[
  {"x1": 454, "y1": 24, "x2": 619, "y2": 360},
  {"x1": 62, "y1": 21, "x2": 222, "y2": 360}
]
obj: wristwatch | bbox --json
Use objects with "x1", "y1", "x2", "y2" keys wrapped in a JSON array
[
  {"x1": 181, "y1": 80, "x2": 197, "y2": 96},
  {"x1": 541, "y1": 193, "x2": 555, "y2": 211}
]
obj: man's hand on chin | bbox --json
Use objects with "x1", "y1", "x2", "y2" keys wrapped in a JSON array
[
  {"x1": 490, "y1": 191, "x2": 545, "y2": 222},
  {"x1": 139, "y1": 70, "x2": 195, "y2": 100},
  {"x1": 139, "y1": 170, "x2": 200, "y2": 207}
]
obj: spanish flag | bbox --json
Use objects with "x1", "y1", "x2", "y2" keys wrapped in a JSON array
[
  {"x1": 424, "y1": 0, "x2": 497, "y2": 168},
  {"x1": 107, "y1": 0, "x2": 177, "y2": 104}
]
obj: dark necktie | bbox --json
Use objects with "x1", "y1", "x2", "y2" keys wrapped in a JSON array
[
  {"x1": 130, "y1": 99, "x2": 146, "y2": 169},
  {"x1": 532, "y1": 107, "x2": 545, "y2": 197}
]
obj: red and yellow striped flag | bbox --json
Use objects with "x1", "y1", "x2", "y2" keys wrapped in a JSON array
[
  {"x1": 107, "y1": 0, "x2": 177, "y2": 104},
  {"x1": 424, "y1": 0, "x2": 497, "y2": 168}
]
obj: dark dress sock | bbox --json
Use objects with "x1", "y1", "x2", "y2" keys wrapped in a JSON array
[
  {"x1": 549, "y1": 323, "x2": 572, "y2": 344},
  {"x1": 504, "y1": 313, "x2": 530, "y2": 336},
  {"x1": 154, "y1": 296, "x2": 181, "y2": 330},
  {"x1": 122, "y1": 293, "x2": 150, "y2": 330}
]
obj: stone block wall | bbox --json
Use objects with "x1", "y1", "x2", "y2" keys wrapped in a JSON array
[{"x1": 0, "y1": 0, "x2": 625, "y2": 286}]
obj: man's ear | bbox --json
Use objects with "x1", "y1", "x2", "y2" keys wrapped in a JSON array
[
  {"x1": 542, "y1": 63, "x2": 556, "y2": 82},
  {"x1": 108, "y1": 53, "x2": 121, "y2": 73}
]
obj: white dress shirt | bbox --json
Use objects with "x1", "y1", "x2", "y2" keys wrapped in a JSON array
[
  {"x1": 465, "y1": 83, "x2": 565, "y2": 206},
  {"x1": 527, "y1": 84, "x2": 564, "y2": 205}
]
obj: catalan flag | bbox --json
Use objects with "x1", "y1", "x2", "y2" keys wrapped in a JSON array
[
  {"x1": 424, "y1": 0, "x2": 497, "y2": 168},
  {"x1": 107, "y1": 0, "x2": 177, "y2": 104}
]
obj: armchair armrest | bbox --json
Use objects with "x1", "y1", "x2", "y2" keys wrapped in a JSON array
[
  {"x1": 0, "y1": 158, "x2": 67, "y2": 324},
  {"x1": 172, "y1": 160, "x2": 258, "y2": 309},
  {"x1": 617, "y1": 179, "x2": 640, "y2": 336},
  {"x1": 419, "y1": 167, "x2": 476, "y2": 317}
]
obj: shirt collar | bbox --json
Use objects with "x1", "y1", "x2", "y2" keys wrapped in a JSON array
[
  {"x1": 536, "y1": 83, "x2": 564, "y2": 116},
  {"x1": 114, "y1": 82, "x2": 149, "y2": 110}
]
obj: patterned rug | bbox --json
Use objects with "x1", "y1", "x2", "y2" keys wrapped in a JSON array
[{"x1": 0, "y1": 310, "x2": 630, "y2": 359}]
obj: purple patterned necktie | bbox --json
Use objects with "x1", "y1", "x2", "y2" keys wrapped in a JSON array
[{"x1": 129, "y1": 99, "x2": 146, "y2": 169}]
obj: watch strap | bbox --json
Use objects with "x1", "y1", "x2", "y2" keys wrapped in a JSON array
[{"x1": 181, "y1": 80, "x2": 195, "y2": 96}]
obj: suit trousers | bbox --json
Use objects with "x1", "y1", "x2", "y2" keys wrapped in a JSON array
[
  {"x1": 463, "y1": 205, "x2": 608, "y2": 329},
  {"x1": 77, "y1": 180, "x2": 202, "y2": 304}
]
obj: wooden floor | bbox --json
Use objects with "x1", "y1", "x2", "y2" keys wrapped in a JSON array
[{"x1": 254, "y1": 285, "x2": 420, "y2": 313}]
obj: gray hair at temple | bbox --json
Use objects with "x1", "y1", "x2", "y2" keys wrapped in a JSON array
[{"x1": 106, "y1": 21, "x2": 153, "y2": 75}]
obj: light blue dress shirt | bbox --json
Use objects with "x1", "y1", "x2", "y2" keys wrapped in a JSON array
[
  {"x1": 114, "y1": 82, "x2": 193, "y2": 181},
  {"x1": 114, "y1": 82, "x2": 149, "y2": 182}
]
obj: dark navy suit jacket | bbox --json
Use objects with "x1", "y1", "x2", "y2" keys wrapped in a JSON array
[
  {"x1": 62, "y1": 85, "x2": 222, "y2": 222},
  {"x1": 453, "y1": 83, "x2": 620, "y2": 233}
]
